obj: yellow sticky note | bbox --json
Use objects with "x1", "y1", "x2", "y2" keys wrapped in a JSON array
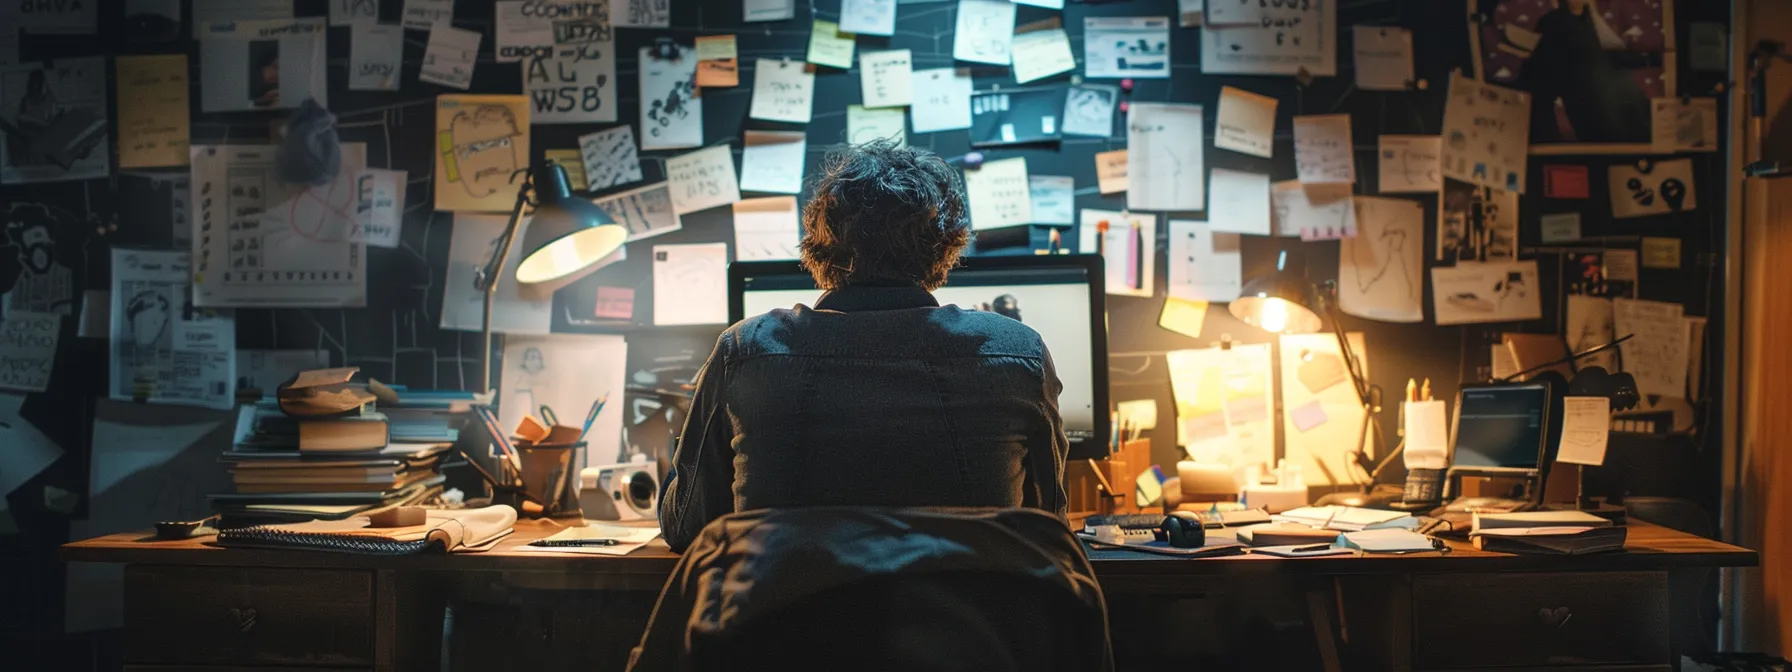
[
  {"x1": 1096, "y1": 150, "x2": 1129, "y2": 194},
  {"x1": 695, "y1": 35, "x2": 740, "y2": 87},
  {"x1": 1641, "y1": 237, "x2": 1682, "y2": 269},
  {"x1": 1159, "y1": 297, "x2": 1208, "y2": 339},
  {"x1": 695, "y1": 35, "x2": 738, "y2": 61},
  {"x1": 807, "y1": 20, "x2": 856, "y2": 69},
  {"x1": 1117, "y1": 399, "x2": 1158, "y2": 430},
  {"x1": 545, "y1": 149, "x2": 587, "y2": 191},
  {"x1": 116, "y1": 54, "x2": 191, "y2": 168}
]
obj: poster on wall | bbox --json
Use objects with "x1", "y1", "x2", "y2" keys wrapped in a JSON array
[{"x1": 189, "y1": 144, "x2": 369, "y2": 308}]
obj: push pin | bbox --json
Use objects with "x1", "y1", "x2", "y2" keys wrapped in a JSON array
[
  {"x1": 1119, "y1": 78, "x2": 1134, "y2": 93},
  {"x1": 963, "y1": 151, "x2": 985, "y2": 168},
  {"x1": 1294, "y1": 67, "x2": 1314, "y2": 87},
  {"x1": 1119, "y1": 101, "x2": 1129, "y2": 113},
  {"x1": 654, "y1": 38, "x2": 679, "y2": 60}
]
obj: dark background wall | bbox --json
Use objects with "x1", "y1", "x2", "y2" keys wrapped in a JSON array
[{"x1": 2, "y1": 0, "x2": 1731, "y2": 662}]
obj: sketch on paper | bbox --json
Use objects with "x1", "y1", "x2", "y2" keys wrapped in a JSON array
[
  {"x1": 1338, "y1": 197, "x2": 1423, "y2": 323},
  {"x1": 501, "y1": 334, "x2": 628, "y2": 468},
  {"x1": 190, "y1": 144, "x2": 368, "y2": 308},
  {"x1": 638, "y1": 46, "x2": 701, "y2": 150},
  {"x1": 110, "y1": 248, "x2": 236, "y2": 410},
  {"x1": 1437, "y1": 178, "x2": 1518, "y2": 264},
  {"x1": 2, "y1": 202, "x2": 77, "y2": 315},
  {"x1": 1, "y1": 58, "x2": 110, "y2": 183},
  {"x1": 435, "y1": 95, "x2": 530, "y2": 212},
  {"x1": 595, "y1": 182, "x2": 682, "y2": 242},
  {"x1": 1061, "y1": 84, "x2": 1117, "y2": 137}
]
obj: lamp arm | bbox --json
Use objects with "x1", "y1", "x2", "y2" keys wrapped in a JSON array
[
  {"x1": 1316, "y1": 280, "x2": 1386, "y2": 485},
  {"x1": 477, "y1": 170, "x2": 538, "y2": 393}
]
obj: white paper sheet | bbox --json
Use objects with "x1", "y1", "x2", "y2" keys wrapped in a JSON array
[
  {"x1": 1011, "y1": 28, "x2": 1075, "y2": 84},
  {"x1": 1566, "y1": 295, "x2": 1617, "y2": 372},
  {"x1": 197, "y1": 18, "x2": 329, "y2": 111},
  {"x1": 1028, "y1": 175, "x2": 1075, "y2": 225},
  {"x1": 666, "y1": 146, "x2": 741, "y2": 214},
  {"x1": 965, "y1": 157, "x2": 1033, "y2": 231},
  {"x1": 616, "y1": 0, "x2": 671, "y2": 28},
  {"x1": 1556, "y1": 397, "x2": 1611, "y2": 466},
  {"x1": 1207, "y1": 169, "x2": 1272, "y2": 236},
  {"x1": 579, "y1": 126, "x2": 643, "y2": 190},
  {"x1": 1440, "y1": 74, "x2": 1530, "y2": 193},
  {"x1": 740, "y1": 130, "x2": 807, "y2": 195},
  {"x1": 501, "y1": 333, "x2": 628, "y2": 468},
  {"x1": 357, "y1": 169, "x2": 406, "y2": 249},
  {"x1": 749, "y1": 58, "x2": 816, "y2": 123},
  {"x1": 441, "y1": 213, "x2": 552, "y2": 335},
  {"x1": 493, "y1": 1, "x2": 550, "y2": 62},
  {"x1": 1126, "y1": 103, "x2": 1205, "y2": 211},
  {"x1": 1352, "y1": 25, "x2": 1413, "y2": 91},
  {"x1": 1272, "y1": 181, "x2": 1356, "y2": 240},
  {"x1": 0, "y1": 393, "x2": 59, "y2": 502},
  {"x1": 1166, "y1": 344, "x2": 1275, "y2": 475},
  {"x1": 1430, "y1": 260, "x2": 1543, "y2": 326},
  {"x1": 1338, "y1": 197, "x2": 1423, "y2": 323},
  {"x1": 639, "y1": 46, "x2": 702, "y2": 150},
  {"x1": 596, "y1": 182, "x2": 682, "y2": 242},
  {"x1": 859, "y1": 49, "x2": 913, "y2": 107},
  {"x1": 110, "y1": 249, "x2": 235, "y2": 410},
  {"x1": 653, "y1": 243, "x2": 729, "y2": 326},
  {"x1": 1204, "y1": 0, "x2": 1264, "y2": 25},
  {"x1": 525, "y1": 41, "x2": 619, "y2": 123},
  {"x1": 193, "y1": 0, "x2": 292, "y2": 36},
  {"x1": 349, "y1": 23, "x2": 404, "y2": 91},
  {"x1": 1201, "y1": 0, "x2": 1336, "y2": 76},
  {"x1": 1, "y1": 58, "x2": 111, "y2": 184},
  {"x1": 0, "y1": 310, "x2": 56, "y2": 392},
  {"x1": 1293, "y1": 114, "x2": 1354, "y2": 185},
  {"x1": 329, "y1": 0, "x2": 379, "y2": 26},
  {"x1": 1437, "y1": 179, "x2": 1518, "y2": 262},
  {"x1": 235, "y1": 349, "x2": 330, "y2": 395},
  {"x1": 189, "y1": 144, "x2": 368, "y2": 307},
  {"x1": 1280, "y1": 332, "x2": 1367, "y2": 486},
  {"x1": 732, "y1": 196, "x2": 801, "y2": 261},
  {"x1": 1609, "y1": 158, "x2": 1697, "y2": 219},
  {"x1": 402, "y1": 0, "x2": 453, "y2": 30},
  {"x1": 840, "y1": 0, "x2": 896, "y2": 36},
  {"x1": 1377, "y1": 135, "x2": 1440, "y2": 193},
  {"x1": 745, "y1": 0, "x2": 796, "y2": 21},
  {"x1": 1651, "y1": 98, "x2": 1719, "y2": 153},
  {"x1": 808, "y1": 20, "x2": 856, "y2": 69},
  {"x1": 420, "y1": 24, "x2": 481, "y2": 89},
  {"x1": 847, "y1": 105, "x2": 907, "y2": 146},
  {"x1": 1062, "y1": 84, "x2": 1118, "y2": 138},
  {"x1": 1078, "y1": 210, "x2": 1156, "y2": 298},
  {"x1": 909, "y1": 68, "x2": 973, "y2": 133},
  {"x1": 1167, "y1": 220, "x2": 1241, "y2": 302},
  {"x1": 1084, "y1": 17, "x2": 1172, "y2": 79},
  {"x1": 1613, "y1": 298, "x2": 1689, "y2": 398},
  {"x1": 954, "y1": 0, "x2": 1015, "y2": 66},
  {"x1": 1214, "y1": 86, "x2": 1277, "y2": 158}
]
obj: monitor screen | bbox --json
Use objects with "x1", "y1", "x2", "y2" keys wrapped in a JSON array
[
  {"x1": 733, "y1": 256, "x2": 1108, "y2": 458},
  {"x1": 1450, "y1": 384, "x2": 1549, "y2": 470}
]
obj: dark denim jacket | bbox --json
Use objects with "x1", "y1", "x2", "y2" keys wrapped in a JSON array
[{"x1": 660, "y1": 284, "x2": 1070, "y2": 552}]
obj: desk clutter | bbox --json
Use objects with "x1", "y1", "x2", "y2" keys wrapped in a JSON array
[{"x1": 1080, "y1": 504, "x2": 1626, "y2": 558}]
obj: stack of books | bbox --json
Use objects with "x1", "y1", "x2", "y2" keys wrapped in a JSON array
[
  {"x1": 1469, "y1": 510, "x2": 1628, "y2": 555},
  {"x1": 211, "y1": 368, "x2": 477, "y2": 525}
]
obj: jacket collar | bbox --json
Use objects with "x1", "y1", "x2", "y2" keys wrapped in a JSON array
[{"x1": 813, "y1": 284, "x2": 939, "y2": 312}]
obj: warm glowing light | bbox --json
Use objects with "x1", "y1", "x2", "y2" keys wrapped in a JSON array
[{"x1": 1258, "y1": 298, "x2": 1290, "y2": 333}]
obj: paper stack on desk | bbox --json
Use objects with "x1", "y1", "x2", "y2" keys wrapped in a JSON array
[
  {"x1": 1272, "y1": 505, "x2": 1417, "y2": 532},
  {"x1": 1469, "y1": 510, "x2": 1626, "y2": 555}
]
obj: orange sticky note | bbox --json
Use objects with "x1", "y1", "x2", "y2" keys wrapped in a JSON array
[{"x1": 1097, "y1": 150, "x2": 1128, "y2": 194}]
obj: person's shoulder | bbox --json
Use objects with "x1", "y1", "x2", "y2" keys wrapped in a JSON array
[
  {"x1": 723, "y1": 306, "x2": 813, "y2": 355},
  {"x1": 937, "y1": 306, "x2": 1048, "y2": 356}
]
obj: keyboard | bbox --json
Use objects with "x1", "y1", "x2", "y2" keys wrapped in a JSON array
[{"x1": 1436, "y1": 497, "x2": 1530, "y2": 514}]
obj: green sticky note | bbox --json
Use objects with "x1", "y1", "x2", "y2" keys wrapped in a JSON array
[{"x1": 808, "y1": 20, "x2": 856, "y2": 69}]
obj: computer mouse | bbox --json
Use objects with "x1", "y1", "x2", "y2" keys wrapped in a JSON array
[{"x1": 1156, "y1": 511, "x2": 1206, "y2": 548}]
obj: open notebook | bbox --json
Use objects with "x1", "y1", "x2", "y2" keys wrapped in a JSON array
[{"x1": 217, "y1": 505, "x2": 516, "y2": 555}]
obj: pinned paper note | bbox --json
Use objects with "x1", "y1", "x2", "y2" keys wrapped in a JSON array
[
  {"x1": 954, "y1": 0, "x2": 1016, "y2": 65},
  {"x1": 653, "y1": 243, "x2": 729, "y2": 326},
  {"x1": 402, "y1": 0, "x2": 453, "y2": 30},
  {"x1": 1545, "y1": 165, "x2": 1591, "y2": 199},
  {"x1": 847, "y1": 105, "x2": 906, "y2": 146},
  {"x1": 1085, "y1": 17, "x2": 1172, "y2": 79},
  {"x1": 740, "y1": 130, "x2": 807, "y2": 195},
  {"x1": 525, "y1": 42, "x2": 619, "y2": 124},
  {"x1": 1159, "y1": 297, "x2": 1208, "y2": 339},
  {"x1": 1352, "y1": 26, "x2": 1414, "y2": 91},
  {"x1": 1430, "y1": 260, "x2": 1542, "y2": 326},
  {"x1": 357, "y1": 169, "x2": 407, "y2": 248},
  {"x1": 1028, "y1": 175, "x2": 1075, "y2": 225},
  {"x1": 597, "y1": 183, "x2": 682, "y2": 242},
  {"x1": 0, "y1": 311, "x2": 57, "y2": 392},
  {"x1": 1339, "y1": 197, "x2": 1423, "y2": 323},
  {"x1": 750, "y1": 59, "x2": 816, "y2": 123},
  {"x1": 1167, "y1": 220, "x2": 1241, "y2": 302},
  {"x1": 594, "y1": 286, "x2": 634, "y2": 320},
  {"x1": 639, "y1": 45, "x2": 702, "y2": 150},
  {"x1": 1062, "y1": 84, "x2": 1118, "y2": 137},
  {"x1": 860, "y1": 50, "x2": 914, "y2": 108},
  {"x1": 695, "y1": 35, "x2": 739, "y2": 87},
  {"x1": 1539, "y1": 213, "x2": 1582, "y2": 244},
  {"x1": 1614, "y1": 298, "x2": 1689, "y2": 398},
  {"x1": 746, "y1": 0, "x2": 796, "y2": 21},
  {"x1": 1556, "y1": 397, "x2": 1611, "y2": 466},
  {"x1": 1377, "y1": 135, "x2": 1440, "y2": 193},
  {"x1": 1127, "y1": 103, "x2": 1206, "y2": 211},
  {"x1": 435, "y1": 95, "x2": 529, "y2": 212},
  {"x1": 1079, "y1": 210, "x2": 1157, "y2": 298},
  {"x1": 1651, "y1": 98, "x2": 1719, "y2": 153},
  {"x1": 1116, "y1": 399, "x2": 1158, "y2": 431},
  {"x1": 910, "y1": 68, "x2": 973, "y2": 133},
  {"x1": 1201, "y1": 0, "x2": 1336, "y2": 76},
  {"x1": 965, "y1": 158, "x2": 1033, "y2": 230},
  {"x1": 1214, "y1": 86, "x2": 1276, "y2": 158},
  {"x1": 1272, "y1": 181, "x2": 1355, "y2": 240},
  {"x1": 840, "y1": 0, "x2": 896, "y2": 36},
  {"x1": 1096, "y1": 150, "x2": 1128, "y2": 194},
  {"x1": 1440, "y1": 74, "x2": 1530, "y2": 194},
  {"x1": 1207, "y1": 169, "x2": 1272, "y2": 236},
  {"x1": 1610, "y1": 158, "x2": 1697, "y2": 219},
  {"x1": 1642, "y1": 237, "x2": 1682, "y2": 269},
  {"x1": 116, "y1": 55, "x2": 190, "y2": 169},
  {"x1": 808, "y1": 20, "x2": 856, "y2": 69},
  {"x1": 579, "y1": 126, "x2": 643, "y2": 190},
  {"x1": 667, "y1": 146, "x2": 741, "y2": 215},
  {"x1": 732, "y1": 196, "x2": 802, "y2": 261},
  {"x1": 1293, "y1": 114, "x2": 1355, "y2": 185},
  {"x1": 349, "y1": 23, "x2": 403, "y2": 91},
  {"x1": 420, "y1": 24, "x2": 482, "y2": 89},
  {"x1": 1012, "y1": 27, "x2": 1076, "y2": 84},
  {"x1": 545, "y1": 150, "x2": 587, "y2": 191}
]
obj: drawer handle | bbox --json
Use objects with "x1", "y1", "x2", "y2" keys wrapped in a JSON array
[
  {"x1": 228, "y1": 607, "x2": 258, "y2": 633},
  {"x1": 1536, "y1": 606, "x2": 1571, "y2": 629}
]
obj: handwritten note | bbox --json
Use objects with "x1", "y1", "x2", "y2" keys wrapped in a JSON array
[
  {"x1": 1096, "y1": 150, "x2": 1128, "y2": 194},
  {"x1": 847, "y1": 105, "x2": 906, "y2": 146},
  {"x1": 740, "y1": 130, "x2": 806, "y2": 195},
  {"x1": 1207, "y1": 168, "x2": 1271, "y2": 236},
  {"x1": 0, "y1": 311, "x2": 57, "y2": 392},
  {"x1": 525, "y1": 42, "x2": 618, "y2": 123},
  {"x1": 1377, "y1": 135, "x2": 1440, "y2": 193},
  {"x1": 1352, "y1": 26, "x2": 1413, "y2": 91},
  {"x1": 1642, "y1": 237, "x2": 1682, "y2": 269},
  {"x1": 749, "y1": 59, "x2": 816, "y2": 123},
  {"x1": 1011, "y1": 28, "x2": 1075, "y2": 84},
  {"x1": 116, "y1": 55, "x2": 190, "y2": 169},
  {"x1": 653, "y1": 243, "x2": 729, "y2": 326},
  {"x1": 578, "y1": 126, "x2": 643, "y2": 190},
  {"x1": 840, "y1": 0, "x2": 897, "y2": 36},
  {"x1": 909, "y1": 68, "x2": 973, "y2": 133},
  {"x1": 1127, "y1": 104, "x2": 1205, "y2": 211},
  {"x1": 1293, "y1": 114, "x2": 1355, "y2": 184},
  {"x1": 964, "y1": 158, "x2": 1032, "y2": 230},
  {"x1": 402, "y1": 0, "x2": 453, "y2": 30},
  {"x1": 493, "y1": 1, "x2": 552, "y2": 62},
  {"x1": 733, "y1": 196, "x2": 802, "y2": 261},
  {"x1": 666, "y1": 146, "x2": 741, "y2": 215},
  {"x1": 1440, "y1": 73, "x2": 1530, "y2": 194},
  {"x1": 1200, "y1": 0, "x2": 1335, "y2": 76},
  {"x1": 356, "y1": 169, "x2": 406, "y2": 248},
  {"x1": 1214, "y1": 86, "x2": 1276, "y2": 158},
  {"x1": 1028, "y1": 175, "x2": 1075, "y2": 225},
  {"x1": 1272, "y1": 181, "x2": 1356, "y2": 240},
  {"x1": 349, "y1": 23, "x2": 403, "y2": 91},
  {"x1": 1613, "y1": 298, "x2": 1689, "y2": 398},
  {"x1": 615, "y1": 0, "x2": 671, "y2": 28},
  {"x1": 696, "y1": 34, "x2": 738, "y2": 61},
  {"x1": 807, "y1": 20, "x2": 856, "y2": 69},
  {"x1": 330, "y1": 0, "x2": 380, "y2": 26},
  {"x1": 848, "y1": 50, "x2": 912, "y2": 110},
  {"x1": 954, "y1": 0, "x2": 1016, "y2": 66},
  {"x1": 420, "y1": 24, "x2": 482, "y2": 89},
  {"x1": 1556, "y1": 396, "x2": 1611, "y2": 466},
  {"x1": 1167, "y1": 219, "x2": 1242, "y2": 302},
  {"x1": 696, "y1": 35, "x2": 739, "y2": 87}
]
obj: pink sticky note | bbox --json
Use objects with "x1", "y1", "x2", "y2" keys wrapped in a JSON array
[{"x1": 594, "y1": 286, "x2": 635, "y2": 320}]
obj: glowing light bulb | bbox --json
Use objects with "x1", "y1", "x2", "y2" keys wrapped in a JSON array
[{"x1": 1258, "y1": 298, "x2": 1289, "y2": 333}]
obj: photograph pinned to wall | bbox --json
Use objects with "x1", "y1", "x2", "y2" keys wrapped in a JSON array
[
  {"x1": 348, "y1": 23, "x2": 403, "y2": 91},
  {"x1": 1566, "y1": 294, "x2": 1617, "y2": 371},
  {"x1": 110, "y1": 248, "x2": 236, "y2": 410},
  {"x1": 1609, "y1": 157, "x2": 1696, "y2": 218},
  {"x1": 420, "y1": 24, "x2": 481, "y2": 89},
  {"x1": 860, "y1": 49, "x2": 913, "y2": 107},
  {"x1": 1338, "y1": 197, "x2": 1424, "y2": 323},
  {"x1": 1471, "y1": 0, "x2": 1672, "y2": 152},
  {"x1": 1377, "y1": 135, "x2": 1441, "y2": 193},
  {"x1": 3, "y1": 203, "x2": 77, "y2": 315},
  {"x1": 578, "y1": 125, "x2": 643, "y2": 191},
  {"x1": 1353, "y1": 25, "x2": 1414, "y2": 91},
  {"x1": 749, "y1": 58, "x2": 816, "y2": 124},
  {"x1": 732, "y1": 196, "x2": 801, "y2": 262},
  {"x1": 1651, "y1": 97, "x2": 1718, "y2": 153},
  {"x1": 969, "y1": 86, "x2": 1063, "y2": 147},
  {"x1": 1431, "y1": 259, "x2": 1542, "y2": 326},
  {"x1": 1167, "y1": 220, "x2": 1241, "y2": 303},
  {"x1": 1165, "y1": 344, "x2": 1276, "y2": 476},
  {"x1": 116, "y1": 55, "x2": 189, "y2": 169},
  {"x1": 196, "y1": 18, "x2": 327, "y2": 111},
  {"x1": 234, "y1": 349, "x2": 330, "y2": 396},
  {"x1": 1213, "y1": 86, "x2": 1276, "y2": 158},
  {"x1": 1437, "y1": 178, "x2": 1518, "y2": 263},
  {"x1": 653, "y1": 243, "x2": 729, "y2": 326},
  {"x1": 1440, "y1": 73, "x2": 1530, "y2": 193},
  {"x1": 666, "y1": 145, "x2": 740, "y2": 215},
  {"x1": 847, "y1": 105, "x2": 906, "y2": 146},
  {"x1": 1, "y1": 58, "x2": 110, "y2": 184},
  {"x1": 1564, "y1": 249, "x2": 1638, "y2": 299},
  {"x1": 1061, "y1": 84, "x2": 1117, "y2": 137},
  {"x1": 524, "y1": 41, "x2": 618, "y2": 124},
  {"x1": 740, "y1": 130, "x2": 806, "y2": 195},
  {"x1": 501, "y1": 334, "x2": 628, "y2": 469},
  {"x1": 441, "y1": 213, "x2": 553, "y2": 335},
  {"x1": 840, "y1": 0, "x2": 896, "y2": 36},
  {"x1": 1078, "y1": 210, "x2": 1156, "y2": 298},
  {"x1": 1028, "y1": 175, "x2": 1075, "y2": 225},
  {"x1": 189, "y1": 144, "x2": 369, "y2": 308},
  {"x1": 1279, "y1": 332, "x2": 1367, "y2": 486},
  {"x1": 954, "y1": 0, "x2": 1016, "y2": 66},
  {"x1": 1126, "y1": 103, "x2": 1204, "y2": 211},
  {"x1": 1272, "y1": 180, "x2": 1355, "y2": 240},
  {"x1": 1084, "y1": 17, "x2": 1171, "y2": 79},
  {"x1": 1010, "y1": 22, "x2": 1075, "y2": 85},
  {"x1": 909, "y1": 68, "x2": 973, "y2": 133},
  {"x1": 639, "y1": 45, "x2": 701, "y2": 150},
  {"x1": 1207, "y1": 169, "x2": 1272, "y2": 236},
  {"x1": 434, "y1": 95, "x2": 530, "y2": 212},
  {"x1": 1201, "y1": 0, "x2": 1335, "y2": 76},
  {"x1": 1293, "y1": 114, "x2": 1355, "y2": 185},
  {"x1": 595, "y1": 182, "x2": 682, "y2": 242},
  {"x1": 964, "y1": 157, "x2": 1033, "y2": 231}
]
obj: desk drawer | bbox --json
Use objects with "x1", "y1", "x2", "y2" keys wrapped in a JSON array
[
  {"x1": 125, "y1": 566, "x2": 375, "y2": 667},
  {"x1": 1412, "y1": 571, "x2": 1668, "y2": 669}
]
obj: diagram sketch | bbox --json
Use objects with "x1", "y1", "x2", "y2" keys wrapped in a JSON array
[
  {"x1": 1339, "y1": 197, "x2": 1423, "y2": 323},
  {"x1": 595, "y1": 182, "x2": 683, "y2": 242}
]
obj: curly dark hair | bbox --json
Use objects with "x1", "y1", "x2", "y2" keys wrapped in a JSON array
[{"x1": 799, "y1": 140, "x2": 971, "y2": 291}]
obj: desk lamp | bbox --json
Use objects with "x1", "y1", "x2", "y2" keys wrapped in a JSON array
[{"x1": 474, "y1": 161, "x2": 627, "y2": 392}]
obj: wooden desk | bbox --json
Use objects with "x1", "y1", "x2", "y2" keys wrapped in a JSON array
[{"x1": 63, "y1": 520, "x2": 1754, "y2": 672}]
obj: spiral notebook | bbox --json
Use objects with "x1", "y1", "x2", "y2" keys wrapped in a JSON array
[{"x1": 218, "y1": 505, "x2": 516, "y2": 555}]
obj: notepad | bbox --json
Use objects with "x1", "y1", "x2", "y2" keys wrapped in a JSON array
[{"x1": 1341, "y1": 528, "x2": 1434, "y2": 553}]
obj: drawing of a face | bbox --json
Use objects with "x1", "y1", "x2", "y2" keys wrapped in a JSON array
[
  {"x1": 450, "y1": 106, "x2": 524, "y2": 198},
  {"x1": 521, "y1": 347, "x2": 546, "y2": 374},
  {"x1": 126, "y1": 290, "x2": 171, "y2": 348},
  {"x1": 7, "y1": 205, "x2": 55, "y2": 275}
]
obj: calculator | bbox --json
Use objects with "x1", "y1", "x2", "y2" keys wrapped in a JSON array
[{"x1": 1403, "y1": 468, "x2": 1445, "y2": 505}]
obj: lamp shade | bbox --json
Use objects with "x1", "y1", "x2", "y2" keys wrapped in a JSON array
[
  {"x1": 1228, "y1": 250, "x2": 1323, "y2": 334},
  {"x1": 514, "y1": 162, "x2": 627, "y2": 288}
]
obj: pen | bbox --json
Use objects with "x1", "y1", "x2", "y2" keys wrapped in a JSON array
[
  {"x1": 1291, "y1": 543, "x2": 1333, "y2": 552},
  {"x1": 528, "y1": 538, "x2": 622, "y2": 547},
  {"x1": 1421, "y1": 378, "x2": 1432, "y2": 401},
  {"x1": 1406, "y1": 379, "x2": 1416, "y2": 403}
]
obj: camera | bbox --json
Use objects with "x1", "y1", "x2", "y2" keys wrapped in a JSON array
[{"x1": 579, "y1": 457, "x2": 659, "y2": 521}]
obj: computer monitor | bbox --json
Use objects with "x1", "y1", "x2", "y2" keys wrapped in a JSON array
[
  {"x1": 729, "y1": 254, "x2": 1111, "y2": 459},
  {"x1": 1448, "y1": 382, "x2": 1552, "y2": 474}
]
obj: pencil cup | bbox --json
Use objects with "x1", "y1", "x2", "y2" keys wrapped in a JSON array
[
  {"x1": 1403, "y1": 401, "x2": 1448, "y2": 470},
  {"x1": 518, "y1": 441, "x2": 585, "y2": 518}
]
